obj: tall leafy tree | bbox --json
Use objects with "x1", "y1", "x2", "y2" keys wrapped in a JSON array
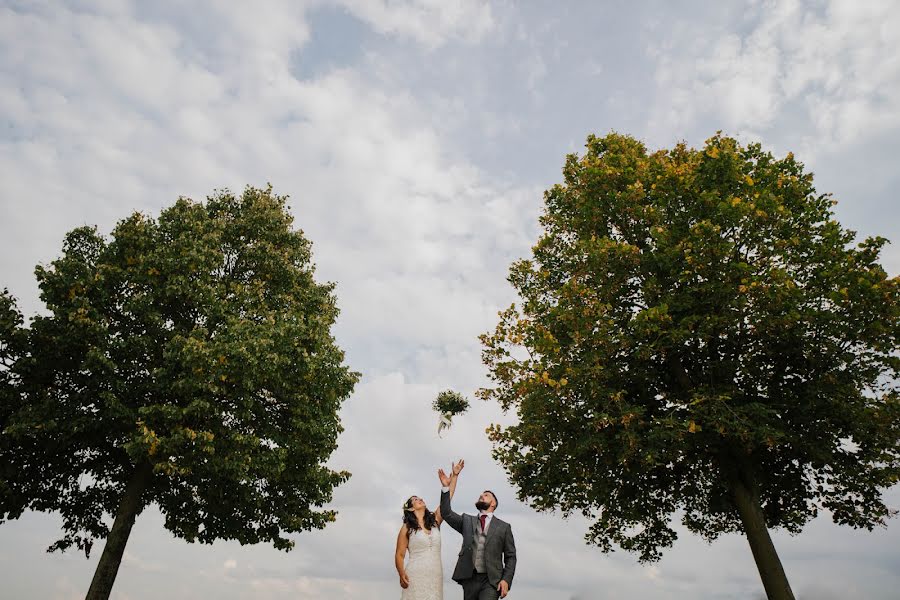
[
  {"x1": 479, "y1": 133, "x2": 900, "y2": 599},
  {"x1": 0, "y1": 290, "x2": 27, "y2": 520},
  {"x1": 0, "y1": 186, "x2": 359, "y2": 600}
]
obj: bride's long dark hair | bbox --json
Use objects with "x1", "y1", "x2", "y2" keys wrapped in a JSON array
[{"x1": 402, "y1": 496, "x2": 437, "y2": 536}]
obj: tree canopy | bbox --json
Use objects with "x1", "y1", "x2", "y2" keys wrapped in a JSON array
[
  {"x1": 0, "y1": 186, "x2": 359, "y2": 597},
  {"x1": 479, "y1": 133, "x2": 900, "y2": 598}
]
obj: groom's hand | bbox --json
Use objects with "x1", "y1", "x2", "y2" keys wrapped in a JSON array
[
  {"x1": 498, "y1": 580, "x2": 509, "y2": 598},
  {"x1": 438, "y1": 468, "x2": 451, "y2": 487}
]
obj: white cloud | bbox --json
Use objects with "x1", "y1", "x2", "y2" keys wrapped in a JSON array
[
  {"x1": 122, "y1": 550, "x2": 167, "y2": 573},
  {"x1": 646, "y1": 0, "x2": 900, "y2": 154},
  {"x1": 338, "y1": 0, "x2": 495, "y2": 48}
]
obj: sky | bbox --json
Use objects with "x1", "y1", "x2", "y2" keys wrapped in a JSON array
[{"x1": 1, "y1": 0, "x2": 899, "y2": 598}]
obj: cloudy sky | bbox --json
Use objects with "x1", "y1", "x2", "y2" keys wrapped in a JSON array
[{"x1": 2, "y1": 0, "x2": 899, "y2": 598}]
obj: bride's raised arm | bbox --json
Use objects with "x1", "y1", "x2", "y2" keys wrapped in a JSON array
[{"x1": 435, "y1": 459, "x2": 464, "y2": 525}]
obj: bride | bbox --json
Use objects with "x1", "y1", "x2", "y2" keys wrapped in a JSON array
[{"x1": 395, "y1": 460, "x2": 464, "y2": 599}]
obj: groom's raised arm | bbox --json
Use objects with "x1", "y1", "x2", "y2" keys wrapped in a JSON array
[{"x1": 440, "y1": 488, "x2": 463, "y2": 532}]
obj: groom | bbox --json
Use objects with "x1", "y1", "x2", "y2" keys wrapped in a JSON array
[{"x1": 439, "y1": 461, "x2": 517, "y2": 599}]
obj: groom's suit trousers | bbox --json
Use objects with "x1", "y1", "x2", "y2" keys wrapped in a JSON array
[{"x1": 462, "y1": 573, "x2": 500, "y2": 600}]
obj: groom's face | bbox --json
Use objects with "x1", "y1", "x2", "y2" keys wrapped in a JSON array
[{"x1": 476, "y1": 491, "x2": 496, "y2": 512}]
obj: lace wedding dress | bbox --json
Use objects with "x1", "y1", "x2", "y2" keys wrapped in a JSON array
[{"x1": 402, "y1": 526, "x2": 443, "y2": 600}]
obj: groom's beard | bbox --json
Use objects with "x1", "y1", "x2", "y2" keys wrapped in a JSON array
[{"x1": 475, "y1": 501, "x2": 490, "y2": 511}]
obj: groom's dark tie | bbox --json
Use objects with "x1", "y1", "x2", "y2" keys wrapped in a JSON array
[{"x1": 480, "y1": 514, "x2": 486, "y2": 532}]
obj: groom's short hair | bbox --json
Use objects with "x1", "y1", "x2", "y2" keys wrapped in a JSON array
[{"x1": 484, "y1": 490, "x2": 498, "y2": 509}]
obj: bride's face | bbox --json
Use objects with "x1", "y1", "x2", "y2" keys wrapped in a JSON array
[{"x1": 409, "y1": 496, "x2": 427, "y2": 510}]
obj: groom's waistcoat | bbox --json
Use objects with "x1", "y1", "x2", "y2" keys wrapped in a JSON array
[{"x1": 473, "y1": 525, "x2": 487, "y2": 573}]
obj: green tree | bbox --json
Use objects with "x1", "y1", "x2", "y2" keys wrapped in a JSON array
[
  {"x1": 0, "y1": 290, "x2": 27, "y2": 520},
  {"x1": 0, "y1": 186, "x2": 359, "y2": 600},
  {"x1": 479, "y1": 133, "x2": 900, "y2": 599}
]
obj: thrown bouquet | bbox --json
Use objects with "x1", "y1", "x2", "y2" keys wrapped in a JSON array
[{"x1": 433, "y1": 390, "x2": 470, "y2": 437}]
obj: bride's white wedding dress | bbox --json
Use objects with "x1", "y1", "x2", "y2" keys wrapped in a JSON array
[{"x1": 402, "y1": 526, "x2": 443, "y2": 600}]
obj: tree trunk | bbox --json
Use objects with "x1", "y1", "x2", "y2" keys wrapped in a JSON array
[
  {"x1": 85, "y1": 461, "x2": 153, "y2": 600},
  {"x1": 729, "y1": 470, "x2": 795, "y2": 600}
]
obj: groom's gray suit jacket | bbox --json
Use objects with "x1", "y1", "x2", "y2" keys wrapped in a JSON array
[{"x1": 440, "y1": 491, "x2": 517, "y2": 589}]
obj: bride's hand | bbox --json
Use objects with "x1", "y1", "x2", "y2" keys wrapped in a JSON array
[
  {"x1": 452, "y1": 459, "x2": 465, "y2": 476},
  {"x1": 400, "y1": 571, "x2": 410, "y2": 589}
]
